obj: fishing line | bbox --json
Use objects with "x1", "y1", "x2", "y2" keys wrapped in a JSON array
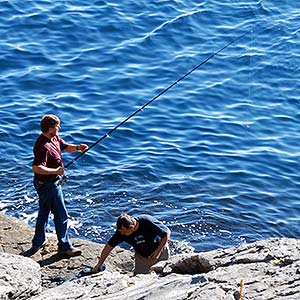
[{"x1": 58, "y1": 29, "x2": 250, "y2": 185}]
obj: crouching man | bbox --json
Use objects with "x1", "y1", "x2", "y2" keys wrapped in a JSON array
[{"x1": 93, "y1": 213, "x2": 171, "y2": 274}]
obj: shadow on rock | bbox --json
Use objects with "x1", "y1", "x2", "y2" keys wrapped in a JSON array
[{"x1": 37, "y1": 253, "x2": 71, "y2": 266}]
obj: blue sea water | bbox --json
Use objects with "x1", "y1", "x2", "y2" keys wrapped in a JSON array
[{"x1": 0, "y1": 0, "x2": 299, "y2": 252}]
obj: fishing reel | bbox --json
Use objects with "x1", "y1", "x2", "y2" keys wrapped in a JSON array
[{"x1": 57, "y1": 174, "x2": 68, "y2": 186}]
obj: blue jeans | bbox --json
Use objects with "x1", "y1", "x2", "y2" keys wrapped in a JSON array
[{"x1": 32, "y1": 178, "x2": 72, "y2": 251}]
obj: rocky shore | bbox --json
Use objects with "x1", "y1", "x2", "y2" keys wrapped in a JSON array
[{"x1": 1, "y1": 212, "x2": 300, "y2": 300}]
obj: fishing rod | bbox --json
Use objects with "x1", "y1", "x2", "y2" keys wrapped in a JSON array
[{"x1": 58, "y1": 30, "x2": 249, "y2": 185}]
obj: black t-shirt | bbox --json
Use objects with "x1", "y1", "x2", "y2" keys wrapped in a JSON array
[{"x1": 108, "y1": 215, "x2": 168, "y2": 258}]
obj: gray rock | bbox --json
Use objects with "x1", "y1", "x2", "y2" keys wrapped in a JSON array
[
  {"x1": 0, "y1": 212, "x2": 134, "y2": 288},
  {"x1": 21, "y1": 238, "x2": 300, "y2": 300},
  {"x1": 1, "y1": 212, "x2": 300, "y2": 300},
  {"x1": 155, "y1": 238, "x2": 300, "y2": 299},
  {"x1": 0, "y1": 252, "x2": 41, "y2": 300},
  {"x1": 30, "y1": 271, "x2": 208, "y2": 300}
]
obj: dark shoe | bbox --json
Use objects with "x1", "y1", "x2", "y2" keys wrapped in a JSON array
[
  {"x1": 20, "y1": 242, "x2": 46, "y2": 257},
  {"x1": 58, "y1": 247, "x2": 82, "y2": 258}
]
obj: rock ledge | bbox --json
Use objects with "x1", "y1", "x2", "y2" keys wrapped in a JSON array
[{"x1": 1, "y1": 212, "x2": 300, "y2": 300}]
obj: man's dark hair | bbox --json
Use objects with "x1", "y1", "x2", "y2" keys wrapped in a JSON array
[
  {"x1": 40, "y1": 115, "x2": 60, "y2": 133},
  {"x1": 116, "y1": 213, "x2": 135, "y2": 229}
]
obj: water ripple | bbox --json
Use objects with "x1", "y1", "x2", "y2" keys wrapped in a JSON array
[{"x1": 1, "y1": 0, "x2": 300, "y2": 252}]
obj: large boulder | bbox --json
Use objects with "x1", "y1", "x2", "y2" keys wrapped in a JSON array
[
  {"x1": 30, "y1": 270, "x2": 208, "y2": 300},
  {"x1": 152, "y1": 237, "x2": 300, "y2": 300},
  {"x1": 0, "y1": 252, "x2": 41, "y2": 299},
  {"x1": 1, "y1": 213, "x2": 300, "y2": 300},
  {"x1": 17, "y1": 237, "x2": 300, "y2": 300}
]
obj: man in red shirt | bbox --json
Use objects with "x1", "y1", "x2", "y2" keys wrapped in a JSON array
[{"x1": 29, "y1": 114, "x2": 88, "y2": 257}]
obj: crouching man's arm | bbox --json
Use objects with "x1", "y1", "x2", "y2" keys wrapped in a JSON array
[
  {"x1": 92, "y1": 243, "x2": 114, "y2": 273},
  {"x1": 148, "y1": 228, "x2": 171, "y2": 261}
]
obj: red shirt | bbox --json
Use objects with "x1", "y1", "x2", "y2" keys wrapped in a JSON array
[{"x1": 32, "y1": 134, "x2": 68, "y2": 182}]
